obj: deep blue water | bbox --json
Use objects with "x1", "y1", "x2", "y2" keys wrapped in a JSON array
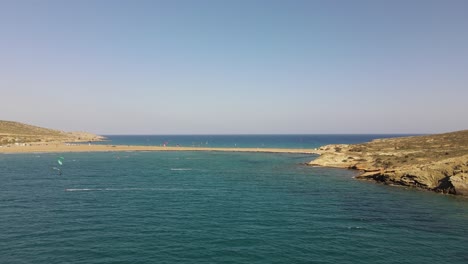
[
  {"x1": 2, "y1": 135, "x2": 468, "y2": 264},
  {"x1": 96, "y1": 134, "x2": 416, "y2": 148}
]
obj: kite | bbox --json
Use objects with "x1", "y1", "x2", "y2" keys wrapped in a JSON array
[{"x1": 53, "y1": 156, "x2": 65, "y2": 175}]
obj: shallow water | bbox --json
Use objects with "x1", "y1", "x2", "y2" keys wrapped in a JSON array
[{"x1": 1, "y1": 150, "x2": 468, "y2": 264}]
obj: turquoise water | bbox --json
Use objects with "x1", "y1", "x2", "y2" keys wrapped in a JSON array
[{"x1": 2, "y1": 136, "x2": 468, "y2": 263}]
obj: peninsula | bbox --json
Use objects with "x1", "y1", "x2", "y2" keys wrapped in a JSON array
[
  {"x1": 309, "y1": 130, "x2": 468, "y2": 196},
  {"x1": 0, "y1": 120, "x2": 314, "y2": 154}
]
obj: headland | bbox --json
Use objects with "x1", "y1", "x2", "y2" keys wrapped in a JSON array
[
  {"x1": 309, "y1": 130, "x2": 468, "y2": 196},
  {"x1": 0, "y1": 120, "x2": 105, "y2": 145}
]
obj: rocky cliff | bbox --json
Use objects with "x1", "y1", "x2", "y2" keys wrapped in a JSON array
[{"x1": 309, "y1": 130, "x2": 468, "y2": 195}]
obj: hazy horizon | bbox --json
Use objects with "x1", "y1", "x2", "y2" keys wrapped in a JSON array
[
  {"x1": 2, "y1": 0, "x2": 467, "y2": 134},
  {"x1": 99, "y1": 132, "x2": 422, "y2": 136}
]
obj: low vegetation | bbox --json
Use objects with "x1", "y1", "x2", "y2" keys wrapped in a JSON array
[{"x1": 0, "y1": 120, "x2": 104, "y2": 145}]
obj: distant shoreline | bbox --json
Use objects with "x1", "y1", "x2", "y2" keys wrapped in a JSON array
[{"x1": 0, "y1": 143, "x2": 318, "y2": 155}]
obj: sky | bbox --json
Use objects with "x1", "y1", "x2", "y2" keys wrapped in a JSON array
[{"x1": 1, "y1": 0, "x2": 467, "y2": 134}]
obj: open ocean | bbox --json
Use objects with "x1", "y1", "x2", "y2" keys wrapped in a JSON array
[
  {"x1": 1, "y1": 135, "x2": 468, "y2": 263},
  {"x1": 93, "y1": 134, "x2": 413, "y2": 148}
]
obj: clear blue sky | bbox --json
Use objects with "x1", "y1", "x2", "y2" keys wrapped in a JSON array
[{"x1": 1, "y1": 0, "x2": 467, "y2": 134}]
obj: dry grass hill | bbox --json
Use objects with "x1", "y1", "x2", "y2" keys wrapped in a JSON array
[{"x1": 0, "y1": 120, "x2": 104, "y2": 145}]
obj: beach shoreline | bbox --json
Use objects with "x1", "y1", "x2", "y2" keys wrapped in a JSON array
[{"x1": 0, "y1": 142, "x2": 318, "y2": 155}]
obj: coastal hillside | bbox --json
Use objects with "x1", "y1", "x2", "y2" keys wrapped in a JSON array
[
  {"x1": 310, "y1": 130, "x2": 468, "y2": 195},
  {"x1": 0, "y1": 120, "x2": 105, "y2": 145}
]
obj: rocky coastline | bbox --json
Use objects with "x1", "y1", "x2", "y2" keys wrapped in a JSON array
[{"x1": 309, "y1": 130, "x2": 468, "y2": 196}]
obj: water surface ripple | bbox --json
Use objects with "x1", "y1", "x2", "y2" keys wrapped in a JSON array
[{"x1": 1, "y1": 150, "x2": 468, "y2": 263}]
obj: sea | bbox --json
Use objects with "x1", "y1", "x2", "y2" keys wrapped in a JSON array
[
  {"x1": 1, "y1": 135, "x2": 468, "y2": 264},
  {"x1": 90, "y1": 134, "x2": 411, "y2": 148}
]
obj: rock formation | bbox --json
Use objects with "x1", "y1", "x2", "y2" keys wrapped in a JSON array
[{"x1": 309, "y1": 130, "x2": 468, "y2": 195}]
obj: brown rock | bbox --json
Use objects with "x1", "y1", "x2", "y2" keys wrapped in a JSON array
[{"x1": 309, "y1": 130, "x2": 468, "y2": 196}]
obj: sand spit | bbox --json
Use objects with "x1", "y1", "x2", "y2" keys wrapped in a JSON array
[
  {"x1": 0, "y1": 143, "x2": 317, "y2": 155},
  {"x1": 0, "y1": 121, "x2": 315, "y2": 155}
]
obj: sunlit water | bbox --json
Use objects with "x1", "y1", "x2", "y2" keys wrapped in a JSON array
[{"x1": 1, "y1": 136, "x2": 467, "y2": 263}]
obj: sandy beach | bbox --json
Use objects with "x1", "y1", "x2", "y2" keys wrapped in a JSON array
[{"x1": 0, "y1": 143, "x2": 317, "y2": 155}]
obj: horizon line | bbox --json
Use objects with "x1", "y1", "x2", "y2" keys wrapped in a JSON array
[{"x1": 98, "y1": 133, "x2": 423, "y2": 136}]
